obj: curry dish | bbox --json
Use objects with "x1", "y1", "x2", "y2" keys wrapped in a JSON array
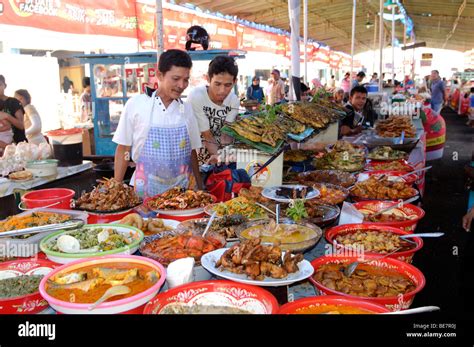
[
  {"x1": 334, "y1": 230, "x2": 416, "y2": 253},
  {"x1": 46, "y1": 262, "x2": 159, "y2": 303},
  {"x1": 313, "y1": 263, "x2": 416, "y2": 297},
  {"x1": 293, "y1": 305, "x2": 374, "y2": 314}
]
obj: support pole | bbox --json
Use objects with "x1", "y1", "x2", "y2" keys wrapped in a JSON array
[
  {"x1": 378, "y1": 0, "x2": 384, "y2": 90},
  {"x1": 373, "y1": 14, "x2": 377, "y2": 76},
  {"x1": 304, "y1": 0, "x2": 308, "y2": 84},
  {"x1": 350, "y1": 0, "x2": 357, "y2": 78},
  {"x1": 156, "y1": 0, "x2": 164, "y2": 64},
  {"x1": 288, "y1": 0, "x2": 301, "y2": 101},
  {"x1": 391, "y1": 5, "x2": 395, "y2": 81}
]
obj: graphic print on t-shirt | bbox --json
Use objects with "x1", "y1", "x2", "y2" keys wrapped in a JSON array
[{"x1": 202, "y1": 105, "x2": 233, "y2": 139}]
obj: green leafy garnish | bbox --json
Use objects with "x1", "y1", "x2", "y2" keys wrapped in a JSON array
[{"x1": 286, "y1": 199, "x2": 308, "y2": 222}]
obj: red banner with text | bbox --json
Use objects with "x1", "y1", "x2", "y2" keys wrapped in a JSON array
[
  {"x1": 3, "y1": 0, "x2": 138, "y2": 37},
  {"x1": 2, "y1": 0, "x2": 351, "y2": 68}
]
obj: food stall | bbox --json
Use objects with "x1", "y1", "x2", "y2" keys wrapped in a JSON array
[{"x1": 0, "y1": 84, "x2": 438, "y2": 315}]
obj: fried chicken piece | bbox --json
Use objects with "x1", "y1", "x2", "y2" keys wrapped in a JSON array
[
  {"x1": 244, "y1": 262, "x2": 261, "y2": 280},
  {"x1": 283, "y1": 252, "x2": 304, "y2": 273},
  {"x1": 260, "y1": 261, "x2": 288, "y2": 279}
]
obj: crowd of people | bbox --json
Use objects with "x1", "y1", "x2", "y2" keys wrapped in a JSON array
[{"x1": 0, "y1": 75, "x2": 48, "y2": 156}]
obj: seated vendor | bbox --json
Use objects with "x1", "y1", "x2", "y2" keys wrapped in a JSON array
[{"x1": 340, "y1": 86, "x2": 368, "y2": 137}]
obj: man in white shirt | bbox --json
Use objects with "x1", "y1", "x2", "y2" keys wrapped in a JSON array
[
  {"x1": 113, "y1": 49, "x2": 203, "y2": 195},
  {"x1": 187, "y1": 55, "x2": 240, "y2": 165},
  {"x1": 268, "y1": 69, "x2": 286, "y2": 105}
]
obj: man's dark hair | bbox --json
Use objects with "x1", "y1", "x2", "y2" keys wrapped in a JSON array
[
  {"x1": 331, "y1": 75, "x2": 335, "y2": 79},
  {"x1": 357, "y1": 71, "x2": 366, "y2": 78},
  {"x1": 208, "y1": 55, "x2": 238, "y2": 80},
  {"x1": 0, "y1": 75, "x2": 5, "y2": 85},
  {"x1": 82, "y1": 77, "x2": 90, "y2": 88},
  {"x1": 350, "y1": 85, "x2": 368, "y2": 97},
  {"x1": 158, "y1": 49, "x2": 192, "y2": 74},
  {"x1": 14, "y1": 89, "x2": 31, "y2": 105},
  {"x1": 470, "y1": 87, "x2": 474, "y2": 93}
]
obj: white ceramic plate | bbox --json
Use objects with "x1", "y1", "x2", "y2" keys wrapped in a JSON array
[
  {"x1": 201, "y1": 248, "x2": 314, "y2": 287},
  {"x1": 262, "y1": 185, "x2": 320, "y2": 203}
]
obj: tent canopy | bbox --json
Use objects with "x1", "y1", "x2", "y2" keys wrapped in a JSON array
[{"x1": 176, "y1": 0, "x2": 474, "y2": 53}]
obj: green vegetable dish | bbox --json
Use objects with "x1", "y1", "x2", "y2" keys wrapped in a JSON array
[
  {"x1": 45, "y1": 227, "x2": 132, "y2": 253},
  {"x1": 0, "y1": 275, "x2": 43, "y2": 298}
]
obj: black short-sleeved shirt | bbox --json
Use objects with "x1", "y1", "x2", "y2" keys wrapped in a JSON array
[{"x1": 0, "y1": 97, "x2": 27, "y2": 143}]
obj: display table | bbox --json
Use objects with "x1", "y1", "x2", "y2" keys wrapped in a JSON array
[{"x1": 0, "y1": 161, "x2": 93, "y2": 199}]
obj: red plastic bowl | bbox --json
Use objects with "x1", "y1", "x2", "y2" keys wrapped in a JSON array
[
  {"x1": 309, "y1": 255, "x2": 426, "y2": 311},
  {"x1": 0, "y1": 259, "x2": 58, "y2": 314},
  {"x1": 352, "y1": 200, "x2": 425, "y2": 232},
  {"x1": 350, "y1": 187, "x2": 419, "y2": 203},
  {"x1": 86, "y1": 209, "x2": 135, "y2": 224},
  {"x1": 278, "y1": 295, "x2": 390, "y2": 314},
  {"x1": 144, "y1": 280, "x2": 279, "y2": 314},
  {"x1": 325, "y1": 224, "x2": 423, "y2": 263},
  {"x1": 21, "y1": 188, "x2": 75, "y2": 210},
  {"x1": 364, "y1": 160, "x2": 414, "y2": 172},
  {"x1": 360, "y1": 170, "x2": 418, "y2": 185}
]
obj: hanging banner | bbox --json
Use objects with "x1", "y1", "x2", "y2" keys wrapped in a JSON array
[
  {"x1": 2, "y1": 0, "x2": 349, "y2": 71},
  {"x1": 2, "y1": 0, "x2": 138, "y2": 37}
]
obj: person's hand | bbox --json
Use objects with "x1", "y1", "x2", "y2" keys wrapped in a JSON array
[
  {"x1": 0, "y1": 112, "x2": 10, "y2": 121},
  {"x1": 462, "y1": 207, "x2": 474, "y2": 231},
  {"x1": 352, "y1": 125, "x2": 363, "y2": 134},
  {"x1": 207, "y1": 152, "x2": 236, "y2": 166},
  {"x1": 207, "y1": 154, "x2": 221, "y2": 165}
]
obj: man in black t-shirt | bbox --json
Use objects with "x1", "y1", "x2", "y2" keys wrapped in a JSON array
[
  {"x1": 340, "y1": 85, "x2": 368, "y2": 137},
  {"x1": 0, "y1": 75, "x2": 26, "y2": 150}
]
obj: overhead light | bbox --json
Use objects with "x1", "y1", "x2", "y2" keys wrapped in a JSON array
[{"x1": 421, "y1": 13, "x2": 432, "y2": 17}]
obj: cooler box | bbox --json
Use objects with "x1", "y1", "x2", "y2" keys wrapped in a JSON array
[
  {"x1": 366, "y1": 84, "x2": 379, "y2": 93},
  {"x1": 235, "y1": 148, "x2": 283, "y2": 188}
]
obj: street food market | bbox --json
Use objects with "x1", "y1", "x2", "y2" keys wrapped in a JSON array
[{"x1": 0, "y1": 1, "x2": 473, "y2": 344}]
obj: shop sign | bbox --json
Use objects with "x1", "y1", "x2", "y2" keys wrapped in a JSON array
[{"x1": 420, "y1": 60, "x2": 432, "y2": 67}]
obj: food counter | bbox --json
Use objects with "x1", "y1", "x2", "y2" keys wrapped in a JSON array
[
  {"x1": 0, "y1": 99, "x2": 434, "y2": 316},
  {"x1": 0, "y1": 161, "x2": 93, "y2": 199}
]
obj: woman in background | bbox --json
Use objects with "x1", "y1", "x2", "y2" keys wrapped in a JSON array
[
  {"x1": 246, "y1": 76, "x2": 264, "y2": 104},
  {"x1": 14, "y1": 89, "x2": 47, "y2": 145}
]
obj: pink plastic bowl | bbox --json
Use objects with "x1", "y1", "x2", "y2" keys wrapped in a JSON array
[{"x1": 39, "y1": 255, "x2": 166, "y2": 314}]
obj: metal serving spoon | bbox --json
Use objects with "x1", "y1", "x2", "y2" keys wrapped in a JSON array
[
  {"x1": 383, "y1": 306, "x2": 440, "y2": 315},
  {"x1": 343, "y1": 247, "x2": 402, "y2": 277}
]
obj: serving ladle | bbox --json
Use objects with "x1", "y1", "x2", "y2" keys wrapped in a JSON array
[
  {"x1": 343, "y1": 247, "x2": 402, "y2": 277},
  {"x1": 88, "y1": 285, "x2": 131, "y2": 311},
  {"x1": 367, "y1": 195, "x2": 419, "y2": 220},
  {"x1": 202, "y1": 211, "x2": 217, "y2": 238},
  {"x1": 399, "y1": 232, "x2": 444, "y2": 246},
  {"x1": 383, "y1": 306, "x2": 440, "y2": 315}
]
